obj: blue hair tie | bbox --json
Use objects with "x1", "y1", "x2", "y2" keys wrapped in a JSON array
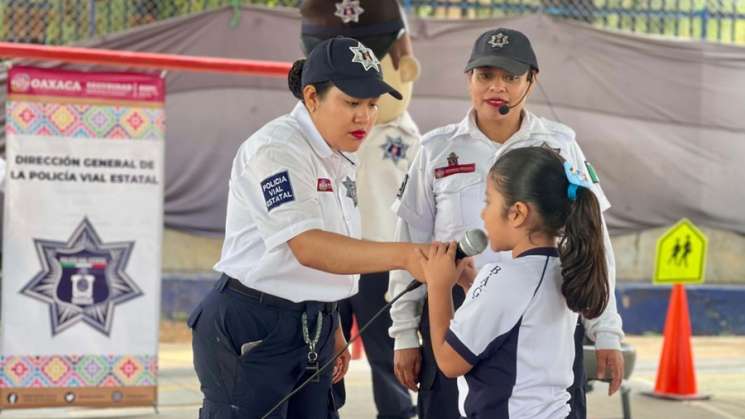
[{"x1": 563, "y1": 161, "x2": 592, "y2": 202}]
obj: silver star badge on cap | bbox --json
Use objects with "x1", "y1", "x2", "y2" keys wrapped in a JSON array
[
  {"x1": 335, "y1": 0, "x2": 365, "y2": 24},
  {"x1": 488, "y1": 33, "x2": 510, "y2": 48},
  {"x1": 349, "y1": 42, "x2": 380, "y2": 72}
]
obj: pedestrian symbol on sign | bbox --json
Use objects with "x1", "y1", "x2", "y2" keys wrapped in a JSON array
[{"x1": 667, "y1": 235, "x2": 693, "y2": 267}]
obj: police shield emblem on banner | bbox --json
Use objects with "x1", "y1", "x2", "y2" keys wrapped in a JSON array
[
  {"x1": 62, "y1": 256, "x2": 108, "y2": 309},
  {"x1": 21, "y1": 218, "x2": 141, "y2": 336}
]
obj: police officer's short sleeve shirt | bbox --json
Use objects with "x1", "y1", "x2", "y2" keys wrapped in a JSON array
[{"x1": 214, "y1": 103, "x2": 361, "y2": 302}]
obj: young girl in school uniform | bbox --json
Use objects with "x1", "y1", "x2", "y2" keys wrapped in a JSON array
[{"x1": 417, "y1": 146, "x2": 610, "y2": 419}]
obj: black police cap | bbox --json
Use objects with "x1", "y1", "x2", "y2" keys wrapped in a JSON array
[
  {"x1": 301, "y1": 0, "x2": 404, "y2": 59},
  {"x1": 465, "y1": 28, "x2": 539, "y2": 75},
  {"x1": 302, "y1": 36, "x2": 403, "y2": 100}
]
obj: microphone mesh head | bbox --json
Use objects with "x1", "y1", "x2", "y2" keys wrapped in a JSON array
[{"x1": 461, "y1": 229, "x2": 488, "y2": 256}]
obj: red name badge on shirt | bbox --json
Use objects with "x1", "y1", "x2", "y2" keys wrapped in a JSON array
[
  {"x1": 435, "y1": 152, "x2": 476, "y2": 179},
  {"x1": 434, "y1": 164, "x2": 476, "y2": 179},
  {"x1": 317, "y1": 178, "x2": 333, "y2": 192}
]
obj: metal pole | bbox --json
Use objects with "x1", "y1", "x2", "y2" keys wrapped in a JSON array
[
  {"x1": 88, "y1": 0, "x2": 96, "y2": 38},
  {"x1": 0, "y1": 42, "x2": 292, "y2": 77},
  {"x1": 58, "y1": 0, "x2": 65, "y2": 44}
]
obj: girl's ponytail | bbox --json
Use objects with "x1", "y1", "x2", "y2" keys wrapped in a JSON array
[{"x1": 559, "y1": 186, "x2": 609, "y2": 319}]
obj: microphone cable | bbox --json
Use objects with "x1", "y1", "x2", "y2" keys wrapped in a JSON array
[{"x1": 261, "y1": 279, "x2": 423, "y2": 419}]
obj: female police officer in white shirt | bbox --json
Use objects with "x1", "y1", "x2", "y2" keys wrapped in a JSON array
[
  {"x1": 388, "y1": 28, "x2": 625, "y2": 419},
  {"x1": 188, "y1": 37, "x2": 428, "y2": 419}
]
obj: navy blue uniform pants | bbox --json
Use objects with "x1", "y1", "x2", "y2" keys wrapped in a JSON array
[
  {"x1": 332, "y1": 272, "x2": 415, "y2": 419},
  {"x1": 189, "y1": 275, "x2": 340, "y2": 419},
  {"x1": 417, "y1": 286, "x2": 465, "y2": 419}
]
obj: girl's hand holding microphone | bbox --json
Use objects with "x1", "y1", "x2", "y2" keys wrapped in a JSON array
[{"x1": 416, "y1": 241, "x2": 473, "y2": 290}]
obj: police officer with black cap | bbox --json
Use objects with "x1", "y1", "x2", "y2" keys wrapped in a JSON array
[
  {"x1": 389, "y1": 28, "x2": 625, "y2": 419},
  {"x1": 189, "y1": 36, "x2": 429, "y2": 419}
]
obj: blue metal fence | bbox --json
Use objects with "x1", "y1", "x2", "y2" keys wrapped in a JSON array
[
  {"x1": 1, "y1": 0, "x2": 743, "y2": 45},
  {"x1": 405, "y1": 0, "x2": 745, "y2": 43}
]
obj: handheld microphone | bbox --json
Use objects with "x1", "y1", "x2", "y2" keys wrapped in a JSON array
[
  {"x1": 455, "y1": 229, "x2": 488, "y2": 261},
  {"x1": 408, "y1": 229, "x2": 488, "y2": 291}
]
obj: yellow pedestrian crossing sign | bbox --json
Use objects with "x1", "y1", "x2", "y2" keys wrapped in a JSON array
[{"x1": 654, "y1": 219, "x2": 707, "y2": 285}]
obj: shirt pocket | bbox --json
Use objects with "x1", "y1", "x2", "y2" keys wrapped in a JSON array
[
  {"x1": 459, "y1": 179, "x2": 487, "y2": 233},
  {"x1": 433, "y1": 173, "x2": 484, "y2": 238},
  {"x1": 317, "y1": 188, "x2": 341, "y2": 231},
  {"x1": 337, "y1": 178, "x2": 361, "y2": 239}
]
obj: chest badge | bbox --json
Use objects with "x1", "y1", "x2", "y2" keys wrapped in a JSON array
[
  {"x1": 342, "y1": 176, "x2": 358, "y2": 207},
  {"x1": 434, "y1": 152, "x2": 476, "y2": 179},
  {"x1": 381, "y1": 136, "x2": 409, "y2": 165}
]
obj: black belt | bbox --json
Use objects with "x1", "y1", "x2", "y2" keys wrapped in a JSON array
[{"x1": 222, "y1": 274, "x2": 338, "y2": 314}]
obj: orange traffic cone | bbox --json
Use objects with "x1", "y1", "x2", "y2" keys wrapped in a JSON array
[
  {"x1": 350, "y1": 315, "x2": 365, "y2": 360},
  {"x1": 646, "y1": 284, "x2": 709, "y2": 400}
]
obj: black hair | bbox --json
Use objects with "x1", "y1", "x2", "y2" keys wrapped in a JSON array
[
  {"x1": 488, "y1": 147, "x2": 609, "y2": 319},
  {"x1": 287, "y1": 58, "x2": 333, "y2": 101}
]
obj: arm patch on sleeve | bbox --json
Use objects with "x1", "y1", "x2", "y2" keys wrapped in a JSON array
[
  {"x1": 585, "y1": 161, "x2": 600, "y2": 183},
  {"x1": 261, "y1": 170, "x2": 295, "y2": 212}
]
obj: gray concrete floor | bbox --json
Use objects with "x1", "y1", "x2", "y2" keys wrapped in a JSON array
[{"x1": 2, "y1": 336, "x2": 743, "y2": 418}]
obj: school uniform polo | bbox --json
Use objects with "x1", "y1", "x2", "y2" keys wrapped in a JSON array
[{"x1": 447, "y1": 248, "x2": 576, "y2": 419}]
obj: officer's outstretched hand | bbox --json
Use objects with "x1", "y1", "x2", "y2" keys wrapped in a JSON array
[
  {"x1": 332, "y1": 324, "x2": 351, "y2": 384},
  {"x1": 394, "y1": 347, "x2": 421, "y2": 391},
  {"x1": 405, "y1": 243, "x2": 431, "y2": 283},
  {"x1": 596, "y1": 349, "x2": 624, "y2": 395},
  {"x1": 417, "y1": 241, "x2": 464, "y2": 289}
]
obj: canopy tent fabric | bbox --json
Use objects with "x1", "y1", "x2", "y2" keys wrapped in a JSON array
[{"x1": 1, "y1": 5, "x2": 743, "y2": 236}]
